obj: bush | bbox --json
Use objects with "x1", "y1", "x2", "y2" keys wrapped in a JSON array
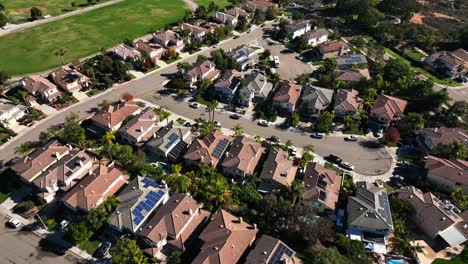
[{"x1": 13, "y1": 200, "x2": 35, "y2": 213}]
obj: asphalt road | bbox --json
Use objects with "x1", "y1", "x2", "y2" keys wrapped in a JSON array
[
  {"x1": 0, "y1": 24, "x2": 392, "y2": 176},
  {"x1": 0, "y1": 215, "x2": 80, "y2": 264}
]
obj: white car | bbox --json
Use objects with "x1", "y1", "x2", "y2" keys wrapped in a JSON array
[
  {"x1": 289, "y1": 147, "x2": 297, "y2": 156},
  {"x1": 257, "y1": 119, "x2": 268, "y2": 127},
  {"x1": 344, "y1": 135, "x2": 358, "y2": 141},
  {"x1": 214, "y1": 121, "x2": 221, "y2": 126},
  {"x1": 7, "y1": 218, "x2": 21, "y2": 228},
  {"x1": 189, "y1": 102, "x2": 200, "y2": 109},
  {"x1": 340, "y1": 161, "x2": 355, "y2": 170},
  {"x1": 59, "y1": 220, "x2": 70, "y2": 231}
]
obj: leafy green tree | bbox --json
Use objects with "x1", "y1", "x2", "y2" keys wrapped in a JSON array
[
  {"x1": 206, "y1": 100, "x2": 218, "y2": 122},
  {"x1": 60, "y1": 112, "x2": 86, "y2": 146},
  {"x1": 67, "y1": 221, "x2": 93, "y2": 245},
  {"x1": 233, "y1": 123, "x2": 243, "y2": 136},
  {"x1": 111, "y1": 238, "x2": 147, "y2": 264},
  {"x1": 438, "y1": 140, "x2": 467, "y2": 160},
  {"x1": 102, "y1": 131, "x2": 116, "y2": 144},
  {"x1": 153, "y1": 107, "x2": 171, "y2": 124},
  {"x1": 266, "y1": 5, "x2": 280, "y2": 20},
  {"x1": 13, "y1": 200, "x2": 35, "y2": 213},
  {"x1": 171, "y1": 175, "x2": 192, "y2": 193},
  {"x1": 290, "y1": 180, "x2": 305, "y2": 205},
  {"x1": 54, "y1": 48, "x2": 67, "y2": 64},
  {"x1": 335, "y1": 233, "x2": 372, "y2": 264},
  {"x1": 208, "y1": 1, "x2": 219, "y2": 12},
  {"x1": 0, "y1": 70, "x2": 10, "y2": 86},
  {"x1": 291, "y1": 111, "x2": 300, "y2": 126},
  {"x1": 397, "y1": 112, "x2": 424, "y2": 140},
  {"x1": 252, "y1": 9, "x2": 265, "y2": 25},
  {"x1": 30, "y1": 7, "x2": 43, "y2": 21},
  {"x1": 315, "y1": 111, "x2": 335, "y2": 133},
  {"x1": 102, "y1": 196, "x2": 119, "y2": 213},
  {"x1": 167, "y1": 250, "x2": 183, "y2": 264},
  {"x1": 0, "y1": 13, "x2": 7, "y2": 28},
  {"x1": 292, "y1": 11, "x2": 304, "y2": 21},
  {"x1": 87, "y1": 208, "x2": 110, "y2": 231},
  {"x1": 312, "y1": 247, "x2": 351, "y2": 264},
  {"x1": 0, "y1": 3, "x2": 5, "y2": 12},
  {"x1": 446, "y1": 101, "x2": 468, "y2": 128},
  {"x1": 14, "y1": 142, "x2": 33, "y2": 156}
]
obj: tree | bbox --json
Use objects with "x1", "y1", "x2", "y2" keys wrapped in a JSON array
[
  {"x1": 397, "y1": 112, "x2": 424, "y2": 140},
  {"x1": 171, "y1": 175, "x2": 192, "y2": 193},
  {"x1": 446, "y1": 101, "x2": 468, "y2": 128},
  {"x1": 102, "y1": 131, "x2": 116, "y2": 144},
  {"x1": 97, "y1": 99, "x2": 109, "y2": 109},
  {"x1": 167, "y1": 251, "x2": 183, "y2": 264},
  {"x1": 111, "y1": 238, "x2": 147, "y2": 264},
  {"x1": 87, "y1": 0, "x2": 94, "y2": 4},
  {"x1": 87, "y1": 208, "x2": 110, "y2": 231},
  {"x1": 451, "y1": 186, "x2": 468, "y2": 210},
  {"x1": 252, "y1": 9, "x2": 265, "y2": 25},
  {"x1": 0, "y1": 13, "x2": 7, "y2": 28},
  {"x1": 442, "y1": 140, "x2": 467, "y2": 160},
  {"x1": 312, "y1": 247, "x2": 351, "y2": 264},
  {"x1": 208, "y1": 1, "x2": 219, "y2": 12},
  {"x1": 167, "y1": 47, "x2": 177, "y2": 59},
  {"x1": 0, "y1": 70, "x2": 10, "y2": 86},
  {"x1": 206, "y1": 100, "x2": 218, "y2": 122},
  {"x1": 121, "y1": 92, "x2": 134, "y2": 102},
  {"x1": 384, "y1": 127, "x2": 400, "y2": 143},
  {"x1": 291, "y1": 111, "x2": 300, "y2": 126},
  {"x1": 102, "y1": 195, "x2": 119, "y2": 213},
  {"x1": 71, "y1": 2, "x2": 76, "y2": 8},
  {"x1": 300, "y1": 149, "x2": 315, "y2": 168},
  {"x1": 30, "y1": 7, "x2": 43, "y2": 21},
  {"x1": 290, "y1": 180, "x2": 304, "y2": 205},
  {"x1": 0, "y1": 3, "x2": 5, "y2": 12},
  {"x1": 153, "y1": 107, "x2": 171, "y2": 124},
  {"x1": 335, "y1": 233, "x2": 372, "y2": 264},
  {"x1": 292, "y1": 11, "x2": 305, "y2": 21},
  {"x1": 14, "y1": 142, "x2": 32, "y2": 156},
  {"x1": 315, "y1": 111, "x2": 335, "y2": 133},
  {"x1": 54, "y1": 48, "x2": 67, "y2": 64},
  {"x1": 266, "y1": 6, "x2": 280, "y2": 20},
  {"x1": 60, "y1": 112, "x2": 86, "y2": 146},
  {"x1": 233, "y1": 123, "x2": 243, "y2": 136},
  {"x1": 67, "y1": 221, "x2": 93, "y2": 245},
  {"x1": 13, "y1": 200, "x2": 35, "y2": 213},
  {"x1": 295, "y1": 73, "x2": 311, "y2": 85}
]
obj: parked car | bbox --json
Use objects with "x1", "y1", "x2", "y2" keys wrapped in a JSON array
[
  {"x1": 325, "y1": 155, "x2": 342, "y2": 164},
  {"x1": 189, "y1": 102, "x2": 200, "y2": 109},
  {"x1": 195, "y1": 117, "x2": 206, "y2": 123},
  {"x1": 257, "y1": 119, "x2": 268, "y2": 127},
  {"x1": 5, "y1": 157, "x2": 19, "y2": 167},
  {"x1": 269, "y1": 135, "x2": 280, "y2": 143},
  {"x1": 344, "y1": 135, "x2": 358, "y2": 141},
  {"x1": 233, "y1": 35, "x2": 240, "y2": 39},
  {"x1": 39, "y1": 239, "x2": 68, "y2": 255},
  {"x1": 374, "y1": 129, "x2": 384, "y2": 138},
  {"x1": 230, "y1": 113, "x2": 241, "y2": 119},
  {"x1": 389, "y1": 177, "x2": 403, "y2": 188},
  {"x1": 96, "y1": 241, "x2": 112, "y2": 258},
  {"x1": 340, "y1": 161, "x2": 354, "y2": 170},
  {"x1": 7, "y1": 218, "x2": 21, "y2": 228},
  {"x1": 213, "y1": 121, "x2": 221, "y2": 126},
  {"x1": 310, "y1": 132, "x2": 324, "y2": 139},
  {"x1": 289, "y1": 147, "x2": 297, "y2": 156},
  {"x1": 58, "y1": 220, "x2": 69, "y2": 231},
  {"x1": 184, "y1": 122, "x2": 192, "y2": 127}
]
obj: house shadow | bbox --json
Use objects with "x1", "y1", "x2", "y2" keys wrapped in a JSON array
[{"x1": 358, "y1": 140, "x2": 384, "y2": 149}]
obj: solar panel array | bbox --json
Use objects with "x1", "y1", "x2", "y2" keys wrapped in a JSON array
[
  {"x1": 344, "y1": 56, "x2": 364, "y2": 64},
  {"x1": 211, "y1": 138, "x2": 229, "y2": 159},
  {"x1": 164, "y1": 133, "x2": 180, "y2": 149},
  {"x1": 268, "y1": 243, "x2": 294, "y2": 264},
  {"x1": 142, "y1": 177, "x2": 160, "y2": 188},
  {"x1": 378, "y1": 193, "x2": 393, "y2": 225},
  {"x1": 132, "y1": 189, "x2": 166, "y2": 226}
]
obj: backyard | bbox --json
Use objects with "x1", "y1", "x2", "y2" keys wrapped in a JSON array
[{"x1": 0, "y1": 0, "x2": 190, "y2": 74}]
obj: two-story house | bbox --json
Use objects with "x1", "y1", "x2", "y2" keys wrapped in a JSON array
[
  {"x1": 226, "y1": 45, "x2": 260, "y2": 70},
  {"x1": 118, "y1": 107, "x2": 161, "y2": 146},
  {"x1": 333, "y1": 89, "x2": 364, "y2": 117},
  {"x1": 244, "y1": 0, "x2": 275, "y2": 12},
  {"x1": 337, "y1": 54, "x2": 368, "y2": 70},
  {"x1": 238, "y1": 70, "x2": 273, "y2": 106},
  {"x1": 317, "y1": 41, "x2": 350, "y2": 59},
  {"x1": 272, "y1": 80, "x2": 302, "y2": 113},
  {"x1": 298, "y1": 85, "x2": 334, "y2": 119},
  {"x1": 183, "y1": 60, "x2": 220, "y2": 88},
  {"x1": 181, "y1": 23, "x2": 208, "y2": 41},
  {"x1": 21, "y1": 75, "x2": 62, "y2": 103},
  {"x1": 214, "y1": 69, "x2": 242, "y2": 103},
  {"x1": 153, "y1": 30, "x2": 185, "y2": 52},
  {"x1": 286, "y1": 20, "x2": 311, "y2": 39},
  {"x1": 213, "y1": 11, "x2": 238, "y2": 26},
  {"x1": 50, "y1": 66, "x2": 90, "y2": 93},
  {"x1": 184, "y1": 130, "x2": 233, "y2": 168},
  {"x1": 146, "y1": 121, "x2": 192, "y2": 162},
  {"x1": 109, "y1": 44, "x2": 142, "y2": 63},
  {"x1": 245, "y1": 235, "x2": 296, "y2": 264},
  {"x1": 221, "y1": 136, "x2": 266, "y2": 179},
  {"x1": 368, "y1": 94, "x2": 407, "y2": 128},
  {"x1": 425, "y1": 155, "x2": 468, "y2": 192},
  {"x1": 416, "y1": 127, "x2": 468, "y2": 155},
  {"x1": 135, "y1": 40, "x2": 166, "y2": 63},
  {"x1": 303, "y1": 28, "x2": 329, "y2": 46},
  {"x1": 302, "y1": 162, "x2": 342, "y2": 212},
  {"x1": 425, "y1": 48, "x2": 468, "y2": 78},
  {"x1": 258, "y1": 148, "x2": 298, "y2": 193},
  {"x1": 0, "y1": 98, "x2": 27, "y2": 127},
  {"x1": 335, "y1": 68, "x2": 370, "y2": 83},
  {"x1": 224, "y1": 7, "x2": 249, "y2": 19},
  {"x1": 90, "y1": 101, "x2": 142, "y2": 133}
]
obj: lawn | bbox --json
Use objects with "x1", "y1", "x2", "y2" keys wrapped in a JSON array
[
  {"x1": 195, "y1": 0, "x2": 231, "y2": 8},
  {"x1": 0, "y1": 191, "x2": 12, "y2": 204},
  {"x1": 3, "y1": 0, "x2": 111, "y2": 21},
  {"x1": 404, "y1": 49, "x2": 426, "y2": 61},
  {"x1": 78, "y1": 239, "x2": 100, "y2": 255},
  {"x1": 0, "y1": 0, "x2": 189, "y2": 74}
]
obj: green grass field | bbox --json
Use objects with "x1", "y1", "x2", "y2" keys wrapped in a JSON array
[
  {"x1": 195, "y1": 0, "x2": 231, "y2": 8},
  {"x1": 0, "y1": 0, "x2": 190, "y2": 74}
]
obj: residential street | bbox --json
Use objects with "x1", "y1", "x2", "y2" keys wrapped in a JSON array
[
  {"x1": 0, "y1": 215, "x2": 80, "y2": 264},
  {"x1": 0, "y1": 24, "x2": 392, "y2": 176}
]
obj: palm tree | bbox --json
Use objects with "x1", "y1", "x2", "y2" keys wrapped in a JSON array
[
  {"x1": 171, "y1": 164, "x2": 182, "y2": 176},
  {"x1": 232, "y1": 124, "x2": 243, "y2": 136},
  {"x1": 172, "y1": 175, "x2": 192, "y2": 193},
  {"x1": 343, "y1": 115, "x2": 353, "y2": 130},
  {"x1": 285, "y1": 140, "x2": 293, "y2": 149},
  {"x1": 206, "y1": 101, "x2": 218, "y2": 123},
  {"x1": 303, "y1": 144, "x2": 315, "y2": 153},
  {"x1": 207, "y1": 178, "x2": 232, "y2": 207},
  {"x1": 54, "y1": 48, "x2": 67, "y2": 64},
  {"x1": 15, "y1": 142, "x2": 32, "y2": 156},
  {"x1": 102, "y1": 131, "x2": 116, "y2": 144},
  {"x1": 253, "y1": 135, "x2": 261, "y2": 142},
  {"x1": 101, "y1": 196, "x2": 119, "y2": 213},
  {"x1": 290, "y1": 180, "x2": 305, "y2": 205}
]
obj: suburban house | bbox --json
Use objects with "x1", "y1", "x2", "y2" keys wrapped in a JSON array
[
  {"x1": 416, "y1": 127, "x2": 468, "y2": 155},
  {"x1": 213, "y1": 11, "x2": 238, "y2": 25},
  {"x1": 153, "y1": 30, "x2": 185, "y2": 52},
  {"x1": 192, "y1": 209, "x2": 258, "y2": 264},
  {"x1": 109, "y1": 176, "x2": 170, "y2": 233},
  {"x1": 333, "y1": 89, "x2": 364, "y2": 117},
  {"x1": 109, "y1": 44, "x2": 142, "y2": 63},
  {"x1": 302, "y1": 162, "x2": 342, "y2": 212},
  {"x1": 425, "y1": 48, "x2": 468, "y2": 78},
  {"x1": 138, "y1": 193, "x2": 210, "y2": 258},
  {"x1": 368, "y1": 94, "x2": 407, "y2": 127},
  {"x1": 118, "y1": 107, "x2": 161, "y2": 146},
  {"x1": 214, "y1": 69, "x2": 242, "y2": 102},
  {"x1": 21, "y1": 75, "x2": 61, "y2": 103},
  {"x1": 245, "y1": 0, "x2": 274, "y2": 12},
  {"x1": 226, "y1": 45, "x2": 260, "y2": 70},
  {"x1": 397, "y1": 186, "x2": 468, "y2": 248},
  {"x1": 221, "y1": 136, "x2": 266, "y2": 179},
  {"x1": 336, "y1": 54, "x2": 368, "y2": 70},
  {"x1": 11, "y1": 141, "x2": 71, "y2": 183},
  {"x1": 298, "y1": 85, "x2": 334, "y2": 119},
  {"x1": 245, "y1": 235, "x2": 296, "y2": 264},
  {"x1": 238, "y1": 70, "x2": 273, "y2": 106},
  {"x1": 0, "y1": 98, "x2": 27, "y2": 127},
  {"x1": 317, "y1": 41, "x2": 350, "y2": 59},
  {"x1": 258, "y1": 148, "x2": 298, "y2": 193},
  {"x1": 32, "y1": 150, "x2": 94, "y2": 203},
  {"x1": 303, "y1": 28, "x2": 329, "y2": 46},
  {"x1": 90, "y1": 101, "x2": 142, "y2": 132},
  {"x1": 184, "y1": 130, "x2": 233, "y2": 168},
  {"x1": 425, "y1": 155, "x2": 468, "y2": 192},
  {"x1": 146, "y1": 121, "x2": 192, "y2": 162},
  {"x1": 225, "y1": 7, "x2": 249, "y2": 18},
  {"x1": 135, "y1": 40, "x2": 166, "y2": 63},
  {"x1": 272, "y1": 80, "x2": 302, "y2": 113},
  {"x1": 347, "y1": 181, "x2": 393, "y2": 254},
  {"x1": 50, "y1": 66, "x2": 90, "y2": 93},
  {"x1": 286, "y1": 20, "x2": 311, "y2": 39},
  {"x1": 62, "y1": 160, "x2": 129, "y2": 212},
  {"x1": 181, "y1": 23, "x2": 208, "y2": 40},
  {"x1": 184, "y1": 60, "x2": 220, "y2": 88},
  {"x1": 335, "y1": 68, "x2": 370, "y2": 83}
]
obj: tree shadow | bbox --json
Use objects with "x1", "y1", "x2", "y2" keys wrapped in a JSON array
[{"x1": 358, "y1": 140, "x2": 384, "y2": 149}]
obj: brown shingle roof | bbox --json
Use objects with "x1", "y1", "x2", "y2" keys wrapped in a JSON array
[
  {"x1": 118, "y1": 107, "x2": 160, "y2": 143},
  {"x1": 91, "y1": 101, "x2": 142, "y2": 130},
  {"x1": 139, "y1": 193, "x2": 209, "y2": 254},
  {"x1": 192, "y1": 209, "x2": 258, "y2": 264},
  {"x1": 221, "y1": 136, "x2": 265, "y2": 175},
  {"x1": 303, "y1": 28, "x2": 329, "y2": 40},
  {"x1": 370, "y1": 94, "x2": 407, "y2": 121},
  {"x1": 426, "y1": 155, "x2": 468, "y2": 187},
  {"x1": 245, "y1": 235, "x2": 296, "y2": 264},
  {"x1": 335, "y1": 68, "x2": 370, "y2": 82},
  {"x1": 318, "y1": 41, "x2": 349, "y2": 53},
  {"x1": 419, "y1": 127, "x2": 468, "y2": 148},
  {"x1": 273, "y1": 80, "x2": 302, "y2": 106},
  {"x1": 109, "y1": 44, "x2": 141, "y2": 60},
  {"x1": 62, "y1": 161, "x2": 128, "y2": 211},
  {"x1": 333, "y1": 89, "x2": 364, "y2": 113},
  {"x1": 184, "y1": 130, "x2": 233, "y2": 167},
  {"x1": 303, "y1": 162, "x2": 342, "y2": 210},
  {"x1": 12, "y1": 141, "x2": 71, "y2": 182},
  {"x1": 50, "y1": 66, "x2": 89, "y2": 92},
  {"x1": 22, "y1": 75, "x2": 57, "y2": 94},
  {"x1": 186, "y1": 60, "x2": 218, "y2": 79},
  {"x1": 259, "y1": 148, "x2": 298, "y2": 187}
]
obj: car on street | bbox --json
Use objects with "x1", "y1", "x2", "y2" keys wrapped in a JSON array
[
  {"x1": 289, "y1": 147, "x2": 297, "y2": 156},
  {"x1": 39, "y1": 238, "x2": 68, "y2": 255},
  {"x1": 344, "y1": 135, "x2": 358, "y2": 141},
  {"x1": 184, "y1": 122, "x2": 192, "y2": 127},
  {"x1": 96, "y1": 241, "x2": 112, "y2": 258},
  {"x1": 195, "y1": 117, "x2": 206, "y2": 123},
  {"x1": 214, "y1": 121, "x2": 221, "y2": 126},
  {"x1": 257, "y1": 119, "x2": 268, "y2": 127},
  {"x1": 5, "y1": 157, "x2": 19, "y2": 167},
  {"x1": 269, "y1": 135, "x2": 280, "y2": 143},
  {"x1": 325, "y1": 154, "x2": 342, "y2": 164},
  {"x1": 230, "y1": 113, "x2": 241, "y2": 119},
  {"x1": 189, "y1": 102, "x2": 200, "y2": 109},
  {"x1": 233, "y1": 35, "x2": 240, "y2": 39},
  {"x1": 310, "y1": 132, "x2": 324, "y2": 139},
  {"x1": 7, "y1": 218, "x2": 21, "y2": 228},
  {"x1": 340, "y1": 161, "x2": 354, "y2": 170},
  {"x1": 213, "y1": 44, "x2": 219, "y2": 48}
]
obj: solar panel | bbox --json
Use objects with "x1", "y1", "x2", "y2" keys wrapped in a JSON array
[
  {"x1": 164, "y1": 133, "x2": 180, "y2": 149},
  {"x1": 268, "y1": 243, "x2": 294, "y2": 264},
  {"x1": 211, "y1": 138, "x2": 229, "y2": 159}
]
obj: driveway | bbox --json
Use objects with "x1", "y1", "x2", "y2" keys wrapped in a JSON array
[{"x1": 0, "y1": 214, "x2": 80, "y2": 264}]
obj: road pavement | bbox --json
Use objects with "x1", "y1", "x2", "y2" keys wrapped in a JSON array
[
  {"x1": 0, "y1": 215, "x2": 80, "y2": 264},
  {"x1": 0, "y1": 23, "x2": 392, "y2": 176}
]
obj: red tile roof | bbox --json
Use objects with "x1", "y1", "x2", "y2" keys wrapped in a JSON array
[
  {"x1": 426, "y1": 155, "x2": 468, "y2": 187},
  {"x1": 91, "y1": 101, "x2": 142, "y2": 130},
  {"x1": 370, "y1": 94, "x2": 407, "y2": 121},
  {"x1": 184, "y1": 130, "x2": 233, "y2": 167},
  {"x1": 273, "y1": 80, "x2": 302, "y2": 106},
  {"x1": 259, "y1": 148, "x2": 298, "y2": 187},
  {"x1": 303, "y1": 162, "x2": 342, "y2": 210},
  {"x1": 221, "y1": 136, "x2": 265, "y2": 175}
]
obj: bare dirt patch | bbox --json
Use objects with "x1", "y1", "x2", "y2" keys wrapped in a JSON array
[
  {"x1": 10, "y1": 6, "x2": 48, "y2": 16},
  {"x1": 151, "y1": 9, "x2": 170, "y2": 16},
  {"x1": 410, "y1": 12, "x2": 463, "y2": 30}
]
